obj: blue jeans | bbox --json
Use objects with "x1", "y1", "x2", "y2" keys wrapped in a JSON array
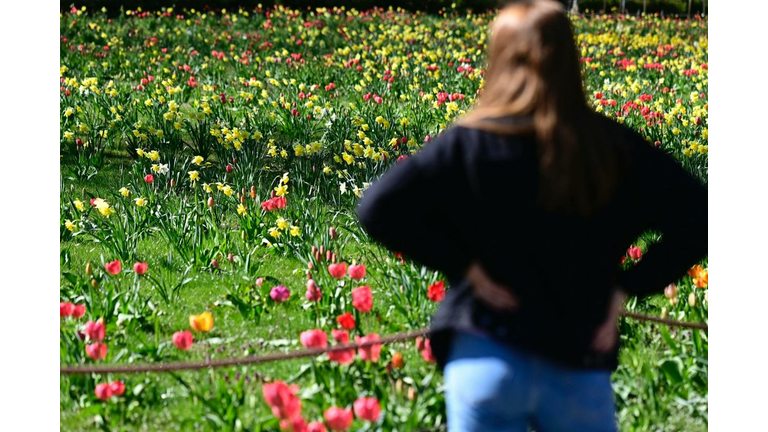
[{"x1": 444, "y1": 331, "x2": 618, "y2": 432}]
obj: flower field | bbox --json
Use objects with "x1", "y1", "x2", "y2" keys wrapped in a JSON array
[{"x1": 60, "y1": 5, "x2": 708, "y2": 431}]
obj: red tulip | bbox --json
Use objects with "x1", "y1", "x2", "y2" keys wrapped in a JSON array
[
  {"x1": 348, "y1": 264, "x2": 366, "y2": 280},
  {"x1": 300, "y1": 329, "x2": 328, "y2": 349},
  {"x1": 172, "y1": 330, "x2": 194, "y2": 350},
  {"x1": 226, "y1": 164, "x2": 234, "y2": 173},
  {"x1": 336, "y1": 313, "x2": 355, "y2": 330},
  {"x1": 144, "y1": 174, "x2": 154, "y2": 183},
  {"x1": 95, "y1": 383, "x2": 113, "y2": 401},
  {"x1": 353, "y1": 397, "x2": 381, "y2": 422},
  {"x1": 427, "y1": 281, "x2": 445, "y2": 302},
  {"x1": 324, "y1": 407, "x2": 353, "y2": 431},
  {"x1": 207, "y1": 196, "x2": 215, "y2": 207},
  {"x1": 60, "y1": 302, "x2": 74, "y2": 317},
  {"x1": 351, "y1": 286, "x2": 373, "y2": 313},
  {"x1": 628, "y1": 246, "x2": 643, "y2": 260},
  {"x1": 355, "y1": 334, "x2": 382, "y2": 362},
  {"x1": 133, "y1": 262, "x2": 148, "y2": 275},
  {"x1": 83, "y1": 320, "x2": 106, "y2": 342},
  {"x1": 104, "y1": 260, "x2": 121, "y2": 275},
  {"x1": 86, "y1": 343, "x2": 108, "y2": 360},
  {"x1": 328, "y1": 262, "x2": 347, "y2": 279},
  {"x1": 109, "y1": 381, "x2": 125, "y2": 397},
  {"x1": 72, "y1": 304, "x2": 86, "y2": 319}
]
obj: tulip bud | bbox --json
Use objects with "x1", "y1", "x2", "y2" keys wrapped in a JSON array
[
  {"x1": 660, "y1": 307, "x2": 669, "y2": 319},
  {"x1": 391, "y1": 351, "x2": 405, "y2": 369},
  {"x1": 395, "y1": 379, "x2": 403, "y2": 393},
  {"x1": 329, "y1": 227, "x2": 338, "y2": 239},
  {"x1": 664, "y1": 283, "x2": 678, "y2": 299},
  {"x1": 211, "y1": 259, "x2": 219, "y2": 269},
  {"x1": 250, "y1": 186, "x2": 256, "y2": 199},
  {"x1": 91, "y1": 279, "x2": 99, "y2": 289},
  {"x1": 170, "y1": 179, "x2": 176, "y2": 188},
  {"x1": 226, "y1": 164, "x2": 234, "y2": 173},
  {"x1": 407, "y1": 387, "x2": 417, "y2": 401},
  {"x1": 207, "y1": 197, "x2": 214, "y2": 207},
  {"x1": 326, "y1": 250, "x2": 332, "y2": 261},
  {"x1": 312, "y1": 245, "x2": 318, "y2": 255},
  {"x1": 241, "y1": 188, "x2": 246, "y2": 196},
  {"x1": 228, "y1": 253, "x2": 234, "y2": 263},
  {"x1": 314, "y1": 251, "x2": 321, "y2": 261},
  {"x1": 319, "y1": 245, "x2": 325, "y2": 255},
  {"x1": 85, "y1": 262, "x2": 93, "y2": 275},
  {"x1": 331, "y1": 253, "x2": 337, "y2": 262},
  {"x1": 240, "y1": 195, "x2": 246, "y2": 204},
  {"x1": 688, "y1": 292, "x2": 697, "y2": 307},
  {"x1": 669, "y1": 297, "x2": 679, "y2": 306},
  {"x1": 308, "y1": 261, "x2": 314, "y2": 270}
]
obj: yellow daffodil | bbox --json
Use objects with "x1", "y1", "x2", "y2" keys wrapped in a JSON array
[
  {"x1": 65, "y1": 220, "x2": 77, "y2": 232},
  {"x1": 274, "y1": 185, "x2": 287, "y2": 197},
  {"x1": 119, "y1": 187, "x2": 130, "y2": 197},
  {"x1": 188, "y1": 171, "x2": 199, "y2": 182},
  {"x1": 192, "y1": 155, "x2": 204, "y2": 165},
  {"x1": 276, "y1": 217, "x2": 288, "y2": 230},
  {"x1": 269, "y1": 227, "x2": 281, "y2": 238},
  {"x1": 73, "y1": 199, "x2": 85, "y2": 211},
  {"x1": 290, "y1": 226, "x2": 300, "y2": 237},
  {"x1": 222, "y1": 185, "x2": 233, "y2": 196},
  {"x1": 134, "y1": 197, "x2": 147, "y2": 207},
  {"x1": 237, "y1": 203, "x2": 247, "y2": 215}
]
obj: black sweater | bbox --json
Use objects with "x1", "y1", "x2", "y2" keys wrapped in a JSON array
[{"x1": 356, "y1": 116, "x2": 708, "y2": 370}]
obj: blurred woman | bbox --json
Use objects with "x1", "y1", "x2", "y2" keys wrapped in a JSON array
[{"x1": 357, "y1": 0, "x2": 707, "y2": 430}]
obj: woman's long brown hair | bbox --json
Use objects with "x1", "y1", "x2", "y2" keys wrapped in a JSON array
[{"x1": 458, "y1": 0, "x2": 626, "y2": 217}]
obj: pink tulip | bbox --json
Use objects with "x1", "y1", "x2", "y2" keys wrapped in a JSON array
[
  {"x1": 270, "y1": 285, "x2": 291, "y2": 302},
  {"x1": 353, "y1": 397, "x2": 381, "y2": 422},
  {"x1": 351, "y1": 286, "x2": 373, "y2": 313},
  {"x1": 72, "y1": 304, "x2": 86, "y2": 319},
  {"x1": 263, "y1": 381, "x2": 302, "y2": 420},
  {"x1": 104, "y1": 260, "x2": 122, "y2": 275},
  {"x1": 280, "y1": 416, "x2": 307, "y2": 432},
  {"x1": 60, "y1": 302, "x2": 74, "y2": 317},
  {"x1": 348, "y1": 264, "x2": 366, "y2": 281},
  {"x1": 95, "y1": 383, "x2": 113, "y2": 401},
  {"x1": 355, "y1": 334, "x2": 382, "y2": 362},
  {"x1": 172, "y1": 330, "x2": 194, "y2": 350},
  {"x1": 327, "y1": 330, "x2": 355, "y2": 365},
  {"x1": 305, "y1": 279, "x2": 322, "y2": 302},
  {"x1": 307, "y1": 422, "x2": 327, "y2": 432},
  {"x1": 144, "y1": 174, "x2": 154, "y2": 183},
  {"x1": 86, "y1": 343, "x2": 108, "y2": 360},
  {"x1": 109, "y1": 381, "x2": 125, "y2": 397},
  {"x1": 256, "y1": 277, "x2": 265, "y2": 286},
  {"x1": 133, "y1": 262, "x2": 148, "y2": 275},
  {"x1": 83, "y1": 320, "x2": 106, "y2": 342},
  {"x1": 328, "y1": 262, "x2": 347, "y2": 279},
  {"x1": 324, "y1": 407, "x2": 353, "y2": 431},
  {"x1": 300, "y1": 329, "x2": 328, "y2": 349},
  {"x1": 628, "y1": 246, "x2": 643, "y2": 260}
]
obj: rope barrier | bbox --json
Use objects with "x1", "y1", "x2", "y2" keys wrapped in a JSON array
[{"x1": 60, "y1": 311, "x2": 706, "y2": 375}]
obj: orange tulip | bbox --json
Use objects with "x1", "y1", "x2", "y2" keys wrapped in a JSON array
[
  {"x1": 693, "y1": 269, "x2": 708, "y2": 288},
  {"x1": 189, "y1": 311, "x2": 214, "y2": 332}
]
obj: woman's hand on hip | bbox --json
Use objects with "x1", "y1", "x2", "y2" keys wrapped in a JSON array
[
  {"x1": 591, "y1": 288, "x2": 627, "y2": 353},
  {"x1": 466, "y1": 262, "x2": 519, "y2": 311}
]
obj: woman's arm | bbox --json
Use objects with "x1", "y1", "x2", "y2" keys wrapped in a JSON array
[
  {"x1": 356, "y1": 129, "x2": 473, "y2": 280},
  {"x1": 616, "y1": 135, "x2": 708, "y2": 298}
]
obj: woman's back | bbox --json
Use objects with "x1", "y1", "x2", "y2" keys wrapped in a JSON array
[{"x1": 357, "y1": 114, "x2": 708, "y2": 368}]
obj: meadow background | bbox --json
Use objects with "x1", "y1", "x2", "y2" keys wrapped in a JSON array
[{"x1": 60, "y1": 4, "x2": 708, "y2": 431}]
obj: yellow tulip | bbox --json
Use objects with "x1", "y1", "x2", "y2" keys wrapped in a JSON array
[{"x1": 189, "y1": 311, "x2": 214, "y2": 332}]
